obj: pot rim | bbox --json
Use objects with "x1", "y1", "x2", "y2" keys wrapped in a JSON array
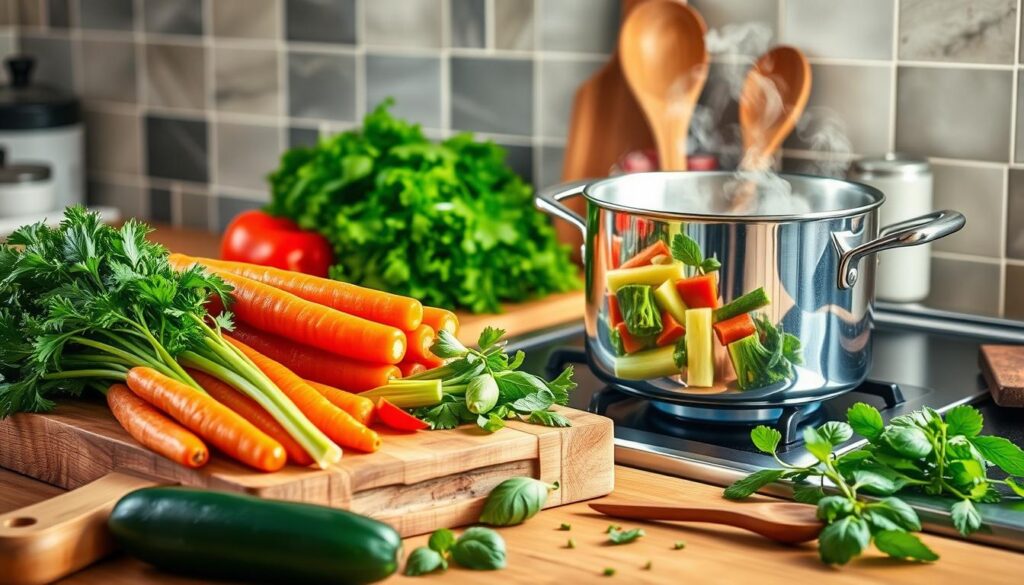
[{"x1": 581, "y1": 171, "x2": 887, "y2": 223}]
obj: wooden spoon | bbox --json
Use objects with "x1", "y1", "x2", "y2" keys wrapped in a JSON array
[
  {"x1": 739, "y1": 45, "x2": 812, "y2": 171},
  {"x1": 619, "y1": 0, "x2": 709, "y2": 171},
  {"x1": 589, "y1": 501, "x2": 823, "y2": 544}
]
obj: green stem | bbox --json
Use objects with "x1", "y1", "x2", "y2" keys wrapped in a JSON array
[
  {"x1": 443, "y1": 384, "x2": 469, "y2": 396},
  {"x1": 43, "y1": 369, "x2": 126, "y2": 381},
  {"x1": 69, "y1": 336, "x2": 177, "y2": 378}
]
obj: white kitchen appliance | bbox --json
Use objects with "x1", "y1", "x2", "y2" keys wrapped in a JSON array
[{"x1": 0, "y1": 55, "x2": 83, "y2": 211}]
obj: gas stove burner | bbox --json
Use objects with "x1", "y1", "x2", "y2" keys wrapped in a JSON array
[{"x1": 648, "y1": 399, "x2": 822, "y2": 426}]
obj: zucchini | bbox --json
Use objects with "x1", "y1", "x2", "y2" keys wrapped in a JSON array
[
  {"x1": 653, "y1": 279, "x2": 688, "y2": 325},
  {"x1": 108, "y1": 487, "x2": 402, "y2": 584},
  {"x1": 685, "y1": 308, "x2": 714, "y2": 387},
  {"x1": 713, "y1": 287, "x2": 770, "y2": 322},
  {"x1": 613, "y1": 345, "x2": 681, "y2": 380},
  {"x1": 605, "y1": 263, "x2": 686, "y2": 293}
]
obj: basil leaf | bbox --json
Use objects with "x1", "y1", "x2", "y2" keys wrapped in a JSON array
[
  {"x1": 451, "y1": 527, "x2": 507, "y2": 570},
  {"x1": 873, "y1": 530, "x2": 939, "y2": 562},
  {"x1": 699, "y1": 256, "x2": 721, "y2": 273},
  {"x1": 865, "y1": 497, "x2": 921, "y2": 532},
  {"x1": 428, "y1": 528, "x2": 456, "y2": 554},
  {"x1": 803, "y1": 426, "x2": 833, "y2": 462},
  {"x1": 510, "y1": 389, "x2": 555, "y2": 413},
  {"x1": 494, "y1": 371, "x2": 549, "y2": 403},
  {"x1": 948, "y1": 458, "x2": 986, "y2": 487},
  {"x1": 851, "y1": 469, "x2": 898, "y2": 496},
  {"x1": 723, "y1": 469, "x2": 785, "y2": 500},
  {"x1": 818, "y1": 516, "x2": 870, "y2": 565},
  {"x1": 970, "y1": 435, "x2": 1024, "y2": 476},
  {"x1": 404, "y1": 546, "x2": 447, "y2": 576},
  {"x1": 950, "y1": 499, "x2": 982, "y2": 535},
  {"x1": 750, "y1": 425, "x2": 781, "y2": 455},
  {"x1": 792, "y1": 484, "x2": 825, "y2": 505},
  {"x1": 944, "y1": 405, "x2": 984, "y2": 438},
  {"x1": 670, "y1": 233, "x2": 704, "y2": 266},
  {"x1": 528, "y1": 409, "x2": 571, "y2": 427},
  {"x1": 818, "y1": 421, "x2": 854, "y2": 446},
  {"x1": 816, "y1": 495, "x2": 855, "y2": 523},
  {"x1": 479, "y1": 477, "x2": 558, "y2": 526},
  {"x1": 881, "y1": 426, "x2": 933, "y2": 459},
  {"x1": 477, "y1": 413, "x2": 505, "y2": 433},
  {"x1": 607, "y1": 528, "x2": 645, "y2": 545},
  {"x1": 846, "y1": 402, "x2": 884, "y2": 441}
]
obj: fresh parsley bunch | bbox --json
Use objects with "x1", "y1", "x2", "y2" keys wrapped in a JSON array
[
  {"x1": 726, "y1": 403, "x2": 1024, "y2": 566},
  {"x1": 267, "y1": 100, "x2": 580, "y2": 314},
  {"x1": 410, "y1": 327, "x2": 576, "y2": 432}
]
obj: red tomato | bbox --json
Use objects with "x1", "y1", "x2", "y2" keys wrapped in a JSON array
[
  {"x1": 376, "y1": 398, "x2": 429, "y2": 432},
  {"x1": 220, "y1": 210, "x2": 333, "y2": 277}
]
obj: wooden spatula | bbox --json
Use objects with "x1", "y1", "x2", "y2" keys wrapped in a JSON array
[{"x1": 590, "y1": 501, "x2": 823, "y2": 544}]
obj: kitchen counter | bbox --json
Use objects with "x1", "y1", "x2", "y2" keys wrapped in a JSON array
[{"x1": 1, "y1": 465, "x2": 1020, "y2": 584}]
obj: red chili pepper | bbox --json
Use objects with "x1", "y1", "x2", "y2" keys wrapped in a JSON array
[
  {"x1": 615, "y1": 322, "x2": 647, "y2": 354},
  {"x1": 714, "y1": 313, "x2": 757, "y2": 345},
  {"x1": 656, "y1": 311, "x2": 685, "y2": 346},
  {"x1": 220, "y1": 210, "x2": 333, "y2": 277},
  {"x1": 675, "y1": 274, "x2": 719, "y2": 309},
  {"x1": 375, "y1": 398, "x2": 429, "y2": 432}
]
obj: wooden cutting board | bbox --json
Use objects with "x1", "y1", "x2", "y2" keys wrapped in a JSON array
[
  {"x1": 979, "y1": 344, "x2": 1024, "y2": 407},
  {"x1": 0, "y1": 400, "x2": 613, "y2": 538}
]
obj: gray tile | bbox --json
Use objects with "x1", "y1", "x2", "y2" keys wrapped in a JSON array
[
  {"x1": 215, "y1": 121, "x2": 281, "y2": 190},
  {"x1": 539, "y1": 58, "x2": 602, "y2": 140},
  {"x1": 1016, "y1": 74, "x2": 1024, "y2": 163},
  {"x1": 85, "y1": 109, "x2": 141, "y2": 175},
  {"x1": 288, "y1": 126, "x2": 319, "y2": 148},
  {"x1": 895, "y1": 67, "x2": 1012, "y2": 162},
  {"x1": 451, "y1": 56, "x2": 532, "y2": 135},
  {"x1": 691, "y1": 0, "x2": 776, "y2": 54},
  {"x1": 17, "y1": 0, "x2": 43, "y2": 26},
  {"x1": 286, "y1": 0, "x2": 356, "y2": 44},
  {"x1": 365, "y1": 0, "x2": 442, "y2": 48},
  {"x1": 18, "y1": 35, "x2": 72, "y2": 92},
  {"x1": 539, "y1": 0, "x2": 617, "y2": 54},
  {"x1": 365, "y1": 54, "x2": 441, "y2": 128},
  {"x1": 495, "y1": 0, "x2": 533, "y2": 51},
  {"x1": 80, "y1": 39, "x2": 137, "y2": 103},
  {"x1": 149, "y1": 188, "x2": 171, "y2": 223},
  {"x1": 79, "y1": 0, "x2": 133, "y2": 30},
  {"x1": 47, "y1": 0, "x2": 69, "y2": 28},
  {"x1": 539, "y1": 144, "x2": 565, "y2": 188},
  {"x1": 782, "y1": 0, "x2": 894, "y2": 60},
  {"x1": 783, "y1": 64, "x2": 890, "y2": 156},
  {"x1": 900, "y1": 0, "x2": 1015, "y2": 64},
  {"x1": 288, "y1": 51, "x2": 356, "y2": 121},
  {"x1": 0, "y1": 0, "x2": 11, "y2": 25},
  {"x1": 1007, "y1": 264, "x2": 1024, "y2": 320},
  {"x1": 500, "y1": 143, "x2": 533, "y2": 184},
  {"x1": 214, "y1": 47, "x2": 280, "y2": 115},
  {"x1": 451, "y1": 0, "x2": 485, "y2": 48},
  {"x1": 212, "y1": 0, "x2": 278, "y2": 39},
  {"x1": 217, "y1": 196, "x2": 265, "y2": 232},
  {"x1": 180, "y1": 190, "x2": 211, "y2": 230},
  {"x1": 146, "y1": 115, "x2": 209, "y2": 182},
  {"x1": 1007, "y1": 169, "x2": 1024, "y2": 259},
  {"x1": 86, "y1": 181, "x2": 145, "y2": 218},
  {"x1": 144, "y1": 0, "x2": 204, "y2": 35},
  {"x1": 145, "y1": 43, "x2": 206, "y2": 109},
  {"x1": 924, "y1": 257, "x2": 1001, "y2": 317},
  {"x1": 931, "y1": 163, "x2": 1004, "y2": 257}
]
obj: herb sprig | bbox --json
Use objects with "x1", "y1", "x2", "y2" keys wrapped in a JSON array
[{"x1": 670, "y1": 233, "x2": 721, "y2": 275}]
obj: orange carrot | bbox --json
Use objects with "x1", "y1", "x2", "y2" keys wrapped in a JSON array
[
  {"x1": 106, "y1": 383, "x2": 209, "y2": 469},
  {"x1": 169, "y1": 254, "x2": 423, "y2": 331},
  {"x1": 303, "y1": 379, "x2": 375, "y2": 427},
  {"x1": 125, "y1": 367, "x2": 286, "y2": 472},
  {"x1": 620, "y1": 240, "x2": 671, "y2": 269},
  {"x1": 187, "y1": 369, "x2": 313, "y2": 466},
  {"x1": 397, "y1": 360, "x2": 427, "y2": 377},
  {"x1": 405, "y1": 324, "x2": 435, "y2": 363},
  {"x1": 225, "y1": 336, "x2": 382, "y2": 453},
  {"x1": 228, "y1": 324, "x2": 400, "y2": 391},
  {"x1": 422, "y1": 306, "x2": 459, "y2": 336},
  {"x1": 169, "y1": 256, "x2": 407, "y2": 364}
]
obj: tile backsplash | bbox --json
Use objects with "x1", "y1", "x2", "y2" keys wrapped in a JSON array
[{"x1": 1, "y1": 0, "x2": 1022, "y2": 319}]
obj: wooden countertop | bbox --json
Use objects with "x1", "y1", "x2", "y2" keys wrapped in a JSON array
[
  {"x1": 1, "y1": 466, "x2": 1020, "y2": 584},
  {"x1": 146, "y1": 224, "x2": 586, "y2": 344}
]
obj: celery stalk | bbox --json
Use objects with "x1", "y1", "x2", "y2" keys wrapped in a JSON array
[
  {"x1": 360, "y1": 379, "x2": 444, "y2": 408},
  {"x1": 613, "y1": 345, "x2": 681, "y2": 380},
  {"x1": 654, "y1": 279, "x2": 688, "y2": 324},
  {"x1": 606, "y1": 263, "x2": 686, "y2": 293},
  {"x1": 685, "y1": 308, "x2": 714, "y2": 387}
]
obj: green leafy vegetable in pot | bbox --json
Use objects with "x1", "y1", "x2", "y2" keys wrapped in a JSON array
[
  {"x1": 615, "y1": 284, "x2": 663, "y2": 337},
  {"x1": 727, "y1": 315, "x2": 802, "y2": 391},
  {"x1": 267, "y1": 99, "x2": 580, "y2": 314}
]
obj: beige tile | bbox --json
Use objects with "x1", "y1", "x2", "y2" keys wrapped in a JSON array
[
  {"x1": 539, "y1": 58, "x2": 603, "y2": 140},
  {"x1": 87, "y1": 181, "x2": 145, "y2": 218},
  {"x1": 16, "y1": 0, "x2": 42, "y2": 27},
  {"x1": 932, "y1": 163, "x2": 1005, "y2": 257},
  {"x1": 495, "y1": 0, "x2": 533, "y2": 51},
  {"x1": 180, "y1": 189, "x2": 212, "y2": 231},
  {"x1": 214, "y1": 121, "x2": 282, "y2": 190},
  {"x1": 783, "y1": 0, "x2": 894, "y2": 60},
  {"x1": 1006, "y1": 264, "x2": 1024, "y2": 320},
  {"x1": 84, "y1": 109, "x2": 141, "y2": 175},
  {"x1": 80, "y1": 39, "x2": 137, "y2": 103},
  {"x1": 211, "y1": 0, "x2": 278, "y2": 39},
  {"x1": 900, "y1": 0, "x2": 1016, "y2": 64},
  {"x1": 1006, "y1": 169, "x2": 1024, "y2": 259},
  {"x1": 924, "y1": 256, "x2": 1001, "y2": 317},
  {"x1": 145, "y1": 43, "x2": 206, "y2": 109},
  {"x1": 365, "y1": 0, "x2": 442, "y2": 48},
  {"x1": 539, "y1": 0, "x2": 617, "y2": 53},
  {"x1": 213, "y1": 47, "x2": 280, "y2": 115}
]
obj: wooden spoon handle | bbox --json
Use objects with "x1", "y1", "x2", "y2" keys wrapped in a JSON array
[{"x1": 0, "y1": 472, "x2": 159, "y2": 585}]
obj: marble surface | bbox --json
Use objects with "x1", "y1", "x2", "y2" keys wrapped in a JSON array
[
  {"x1": 288, "y1": 52, "x2": 357, "y2": 121},
  {"x1": 364, "y1": 0, "x2": 443, "y2": 48},
  {"x1": 214, "y1": 121, "x2": 283, "y2": 190},
  {"x1": 211, "y1": 0, "x2": 278, "y2": 39},
  {"x1": 213, "y1": 47, "x2": 281, "y2": 115},
  {"x1": 145, "y1": 43, "x2": 206, "y2": 110},
  {"x1": 899, "y1": 0, "x2": 1016, "y2": 64},
  {"x1": 365, "y1": 54, "x2": 442, "y2": 128},
  {"x1": 495, "y1": 0, "x2": 534, "y2": 51}
]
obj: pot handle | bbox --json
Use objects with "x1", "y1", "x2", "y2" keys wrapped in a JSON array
[
  {"x1": 833, "y1": 209, "x2": 966, "y2": 289},
  {"x1": 535, "y1": 179, "x2": 591, "y2": 238}
]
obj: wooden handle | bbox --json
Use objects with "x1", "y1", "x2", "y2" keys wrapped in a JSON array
[
  {"x1": 593, "y1": 502, "x2": 758, "y2": 524},
  {"x1": 0, "y1": 472, "x2": 158, "y2": 585}
]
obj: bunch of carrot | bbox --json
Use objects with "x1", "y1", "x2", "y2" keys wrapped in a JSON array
[{"x1": 101, "y1": 254, "x2": 460, "y2": 472}]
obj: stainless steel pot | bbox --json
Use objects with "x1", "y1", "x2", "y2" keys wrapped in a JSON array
[{"x1": 537, "y1": 172, "x2": 965, "y2": 411}]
